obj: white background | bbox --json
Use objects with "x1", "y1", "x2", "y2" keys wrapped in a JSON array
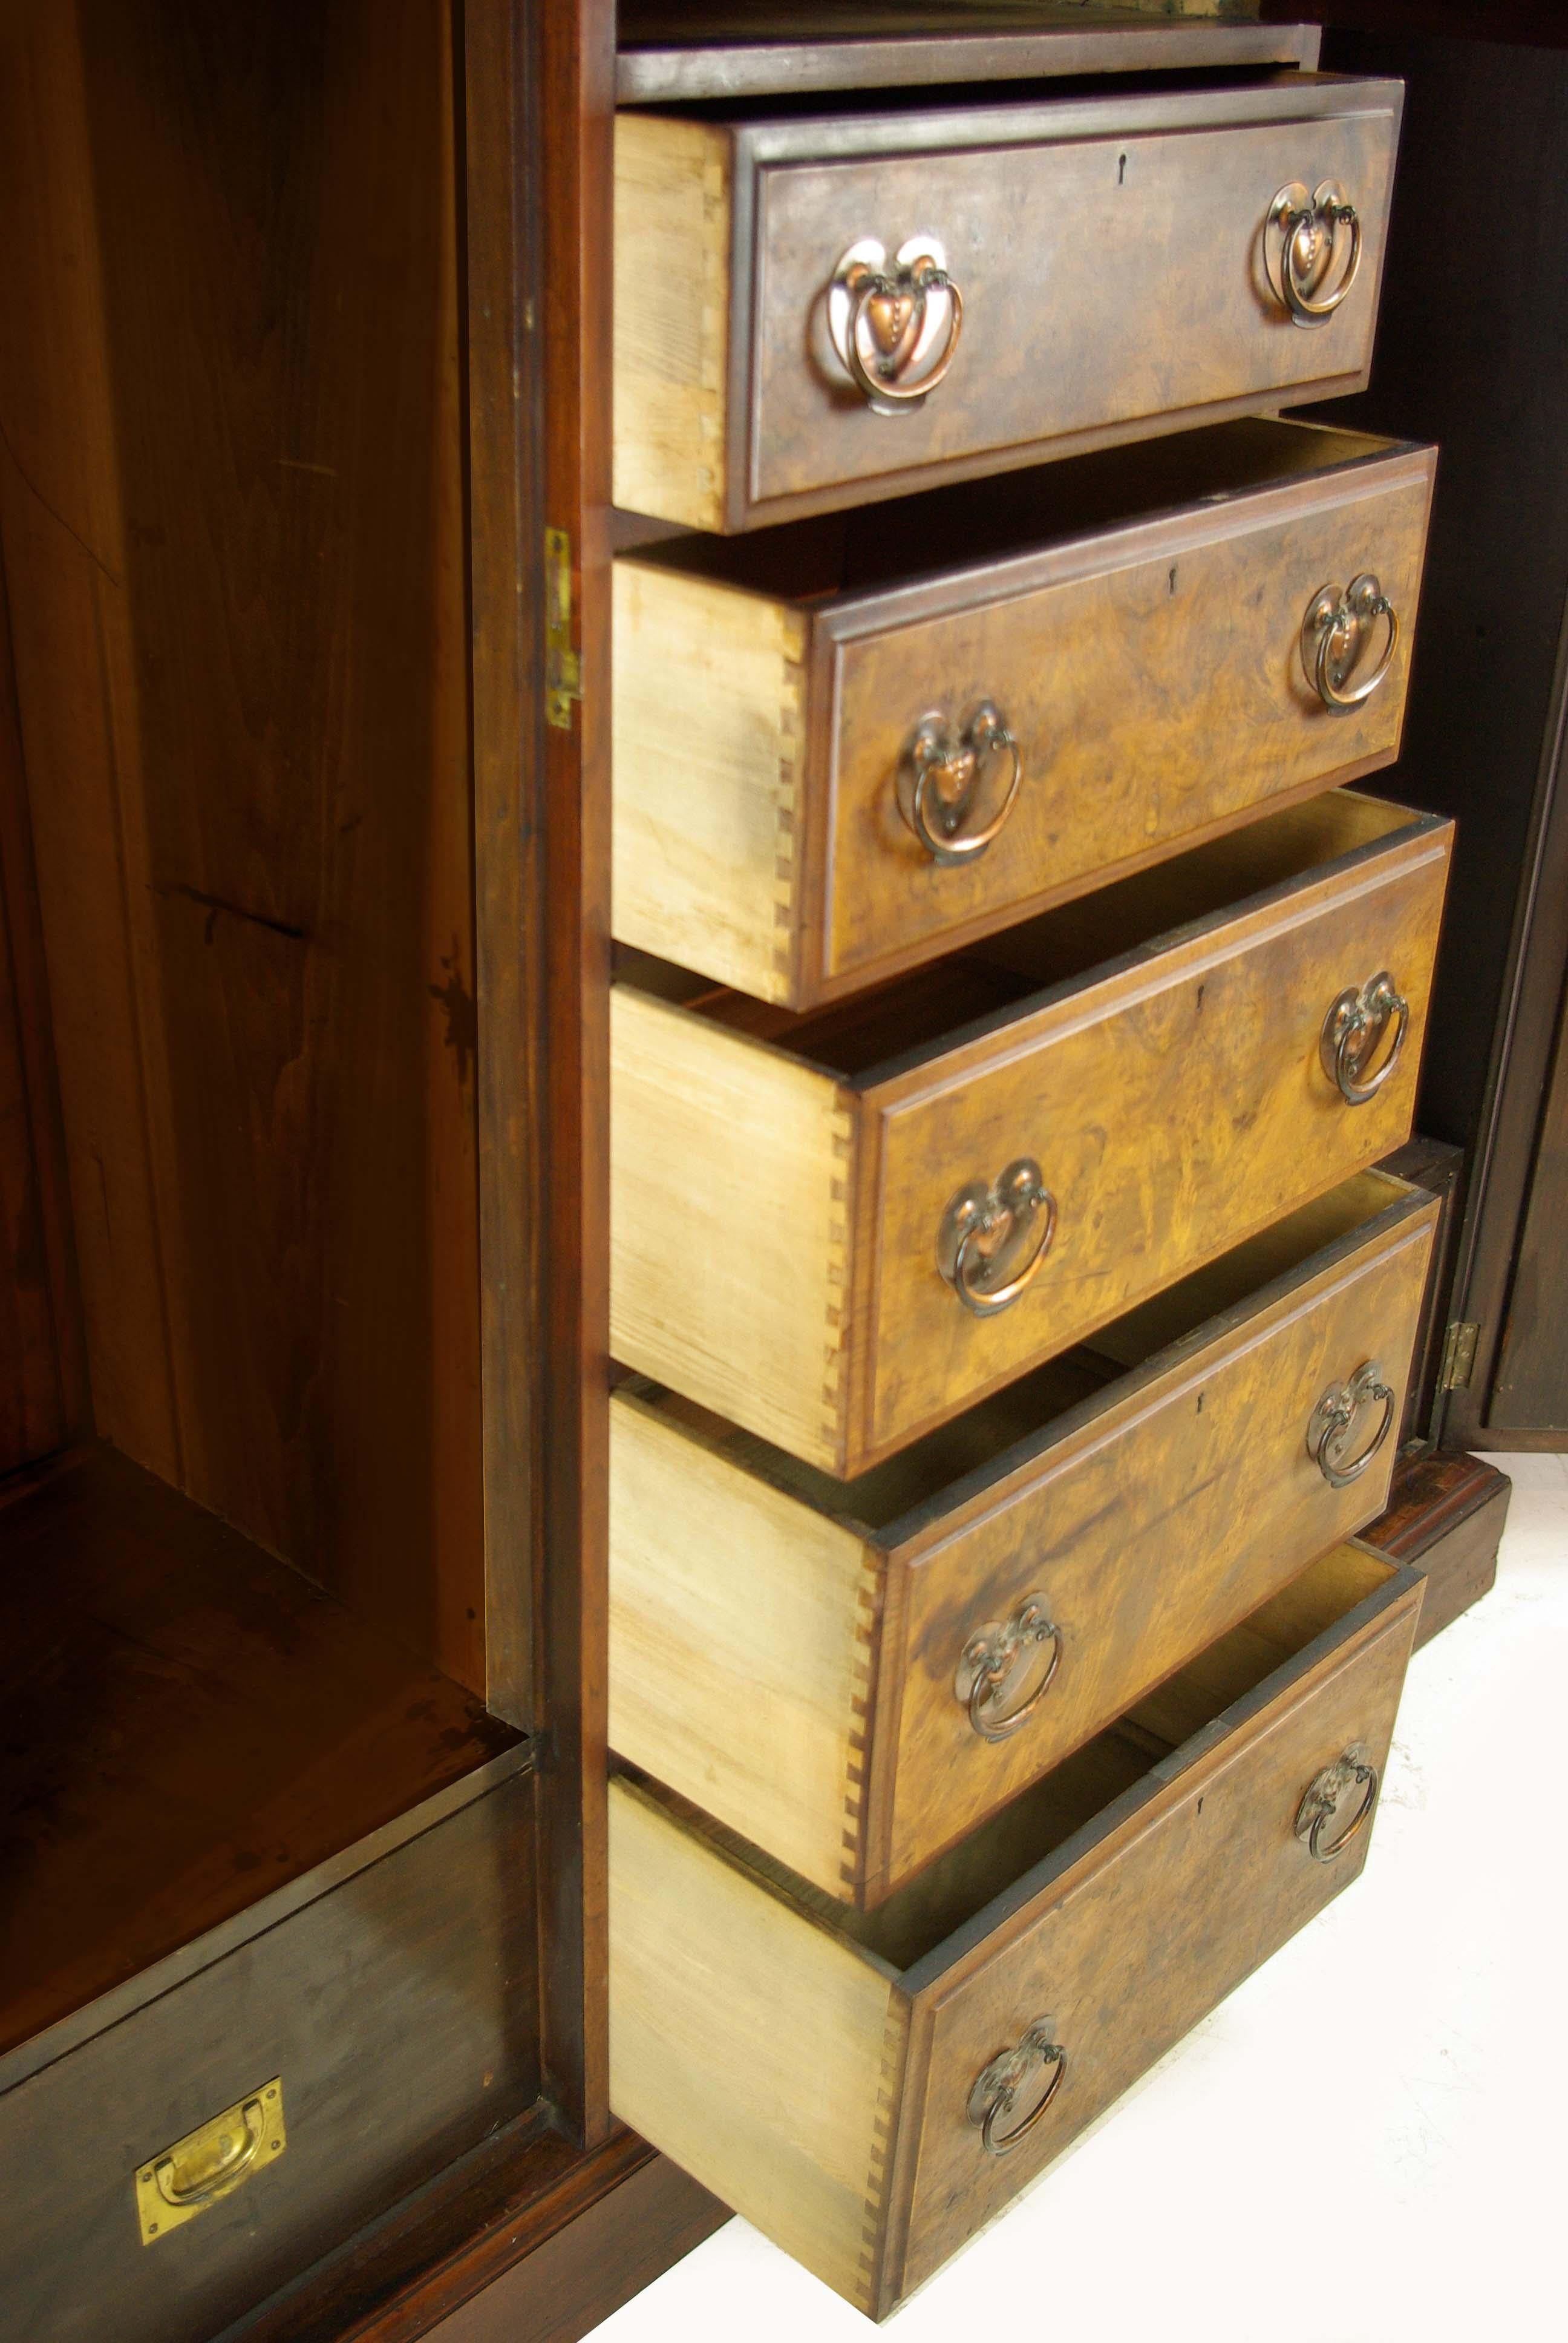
[{"x1": 590, "y1": 1454, "x2": 1567, "y2": 2343}]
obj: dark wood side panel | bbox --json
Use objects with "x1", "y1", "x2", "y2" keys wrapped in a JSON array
[
  {"x1": 0, "y1": 557, "x2": 67, "y2": 1472},
  {"x1": 1488, "y1": 981, "x2": 1568, "y2": 1429},
  {"x1": 2, "y1": 1770, "x2": 541, "y2": 2343},
  {"x1": 0, "y1": 0, "x2": 485, "y2": 1682}
]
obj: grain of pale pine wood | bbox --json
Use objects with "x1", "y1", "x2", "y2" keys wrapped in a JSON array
[
  {"x1": 610, "y1": 983, "x2": 855, "y2": 1470},
  {"x1": 609, "y1": 1387, "x2": 877, "y2": 1893},
  {"x1": 607, "y1": 1776, "x2": 901, "y2": 2313},
  {"x1": 612, "y1": 560, "x2": 809, "y2": 1003},
  {"x1": 612, "y1": 114, "x2": 731, "y2": 532}
]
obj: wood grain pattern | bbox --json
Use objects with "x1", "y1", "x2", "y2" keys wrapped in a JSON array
[
  {"x1": 0, "y1": 558, "x2": 65, "y2": 1472},
  {"x1": 613, "y1": 78, "x2": 1402, "y2": 532},
  {"x1": 0, "y1": 0, "x2": 484, "y2": 1682},
  {"x1": 611, "y1": 795, "x2": 1451, "y2": 1475},
  {"x1": 610, "y1": 981, "x2": 855, "y2": 1472},
  {"x1": 1359, "y1": 1446, "x2": 1510, "y2": 1650},
  {"x1": 860, "y1": 804, "x2": 1449, "y2": 1461},
  {"x1": 893, "y1": 1558, "x2": 1419, "y2": 2304},
  {"x1": 612, "y1": 423, "x2": 1434, "y2": 1006},
  {"x1": 612, "y1": 560, "x2": 809, "y2": 1003},
  {"x1": 609, "y1": 1173, "x2": 1434, "y2": 1901},
  {"x1": 609, "y1": 1547, "x2": 1422, "y2": 2318},
  {"x1": 2, "y1": 1764, "x2": 539, "y2": 2343},
  {"x1": 0, "y1": 1444, "x2": 520, "y2": 2061},
  {"x1": 612, "y1": 114, "x2": 731, "y2": 532},
  {"x1": 609, "y1": 1775, "x2": 901, "y2": 2313}
]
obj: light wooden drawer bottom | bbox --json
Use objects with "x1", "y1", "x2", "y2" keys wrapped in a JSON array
[{"x1": 609, "y1": 1544, "x2": 1422, "y2": 2319}]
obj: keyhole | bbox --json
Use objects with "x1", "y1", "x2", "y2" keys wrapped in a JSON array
[
  {"x1": 1118, "y1": 152, "x2": 1128, "y2": 185},
  {"x1": 1169, "y1": 565, "x2": 1178, "y2": 596},
  {"x1": 1197, "y1": 1392, "x2": 1204, "y2": 1415}
]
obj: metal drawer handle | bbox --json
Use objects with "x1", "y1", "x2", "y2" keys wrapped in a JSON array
[
  {"x1": 154, "y1": 2098, "x2": 266, "y2": 2209},
  {"x1": 1295, "y1": 1746, "x2": 1380, "y2": 1863},
  {"x1": 1307, "y1": 1358, "x2": 1396, "y2": 1489},
  {"x1": 1266, "y1": 179, "x2": 1363, "y2": 326},
  {"x1": 937, "y1": 1159, "x2": 1056, "y2": 1317},
  {"x1": 1302, "y1": 574, "x2": 1400, "y2": 712},
  {"x1": 827, "y1": 235, "x2": 964, "y2": 412},
  {"x1": 968, "y1": 2020, "x2": 1068, "y2": 2157},
  {"x1": 1319, "y1": 971, "x2": 1408, "y2": 1105},
  {"x1": 955, "y1": 1595, "x2": 1062, "y2": 1742},
  {"x1": 898, "y1": 701, "x2": 1023, "y2": 864}
]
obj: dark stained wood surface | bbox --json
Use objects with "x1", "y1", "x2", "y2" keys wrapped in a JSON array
[
  {"x1": 1301, "y1": 30, "x2": 1568, "y2": 1449},
  {"x1": 0, "y1": 559, "x2": 65, "y2": 1473},
  {"x1": 0, "y1": 0, "x2": 486, "y2": 1683},
  {"x1": 0, "y1": 1443, "x2": 520, "y2": 2059},
  {"x1": 4, "y1": 1767, "x2": 541, "y2": 2343},
  {"x1": 1357, "y1": 1446, "x2": 1510, "y2": 1648},
  {"x1": 220, "y1": 2122, "x2": 725, "y2": 2343},
  {"x1": 1489, "y1": 991, "x2": 1568, "y2": 1429},
  {"x1": 528, "y1": 0, "x2": 618, "y2": 2144},
  {"x1": 1376, "y1": 1134, "x2": 1464, "y2": 1447}
]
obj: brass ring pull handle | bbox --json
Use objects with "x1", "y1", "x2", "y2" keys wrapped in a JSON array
[
  {"x1": 937, "y1": 1159, "x2": 1057, "y2": 1317},
  {"x1": 827, "y1": 235, "x2": 964, "y2": 413},
  {"x1": 1266, "y1": 179, "x2": 1363, "y2": 326},
  {"x1": 1307, "y1": 1357, "x2": 1396, "y2": 1489},
  {"x1": 968, "y1": 2020, "x2": 1068, "y2": 2157},
  {"x1": 1295, "y1": 1747, "x2": 1380, "y2": 1863},
  {"x1": 154, "y1": 2099, "x2": 266, "y2": 2209},
  {"x1": 898, "y1": 701, "x2": 1024, "y2": 865},
  {"x1": 1302, "y1": 574, "x2": 1399, "y2": 712},
  {"x1": 954, "y1": 1595, "x2": 1062, "y2": 1742},
  {"x1": 1319, "y1": 971, "x2": 1408, "y2": 1106}
]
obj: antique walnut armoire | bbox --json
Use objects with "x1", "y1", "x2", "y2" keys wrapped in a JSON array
[{"x1": 0, "y1": 3, "x2": 1542, "y2": 2338}]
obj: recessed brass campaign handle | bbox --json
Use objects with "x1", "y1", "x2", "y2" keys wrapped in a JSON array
[
  {"x1": 898, "y1": 701, "x2": 1023, "y2": 864},
  {"x1": 968, "y1": 2020, "x2": 1068, "y2": 2157},
  {"x1": 1295, "y1": 1748, "x2": 1380, "y2": 1862},
  {"x1": 1320, "y1": 971, "x2": 1408, "y2": 1105},
  {"x1": 136, "y1": 2078, "x2": 287, "y2": 2244},
  {"x1": 955, "y1": 1595, "x2": 1062, "y2": 1742},
  {"x1": 1308, "y1": 1358, "x2": 1396, "y2": 1489},
  {"x1": 1267, "y1": 179, "x2": 1363, "y2": 324},
  {"x1": 1302, "y1": 574, "x2": 1399, "y2": 712},
  {"x1": 827, "y1": 236, "x2": 964, "y2": 410},
  {"x1": 937, "y1": 1159, "x2": 1056, "y2": 1317}
]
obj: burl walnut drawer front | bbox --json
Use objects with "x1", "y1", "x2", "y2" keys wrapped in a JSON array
[
  {"x1": 613, "y1": 421, "x2": 1434, "y2": 1009},
  {"x1": 613, "y1": 76, "x2": 1402, "y2": 534},
  {"x1": 610, "y1": 1170, "x2": 1436, "y2": 1906},
  {"x1": 610, "y1": 1544, "x2": 1422, "y2": 2319},
  {"x1": 610, "y1": 791, "x2": 1451, "y2": 1476}
]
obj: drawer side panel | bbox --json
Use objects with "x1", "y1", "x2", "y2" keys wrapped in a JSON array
[
  {"x1": 611, "y1": 987, "x2": 855, "y2": 1470},
  {"x1": 609, "y1": 1778, "x2": 903, "y2": 2312}
]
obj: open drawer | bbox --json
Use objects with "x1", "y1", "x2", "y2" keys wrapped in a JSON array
[
  {"x1": 611, "y1": 790, "x2": 1452, "y2": 1475},
  {"x1": 610, "y1": 1168, "x2": 1436, "y2": 1904},
  {"x1": 613, "y1": 420, "x2": 1434, "y2": 1008},
  {"x1": 609, "y1": 1541, "x2": 1423, "y2": 2319},
  {"x1": 614, "y1": 74, "x2": 1403, "y2": 532}
]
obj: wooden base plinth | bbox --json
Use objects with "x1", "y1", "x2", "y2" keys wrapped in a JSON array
[
  {"x1": 223, "y1": 2119, "x2": 727, "y2": 2343},
  {"x1": 1358, "y1": 1449, "x2": 1512, "y2": 1648}
]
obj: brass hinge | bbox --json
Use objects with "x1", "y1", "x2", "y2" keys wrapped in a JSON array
[
  {"x1": 1439, "y1": 1320, "x2": 1480, "y2": 1392},
  {"x1": 544, "y1": 526, "x2": 583, "y2": 730}
]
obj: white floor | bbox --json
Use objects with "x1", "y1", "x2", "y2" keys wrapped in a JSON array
[{"x1": 590, "y1": 1455, "x2": 1567, "y2": 2342}]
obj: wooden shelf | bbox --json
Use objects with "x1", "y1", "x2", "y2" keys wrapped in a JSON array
[
  {"x1": 616, "y1": 5, "x2": 1319, "y2": 105},
  {"x1": 0, "y1": 1444, "x2": 521, "y2": 2064}
]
